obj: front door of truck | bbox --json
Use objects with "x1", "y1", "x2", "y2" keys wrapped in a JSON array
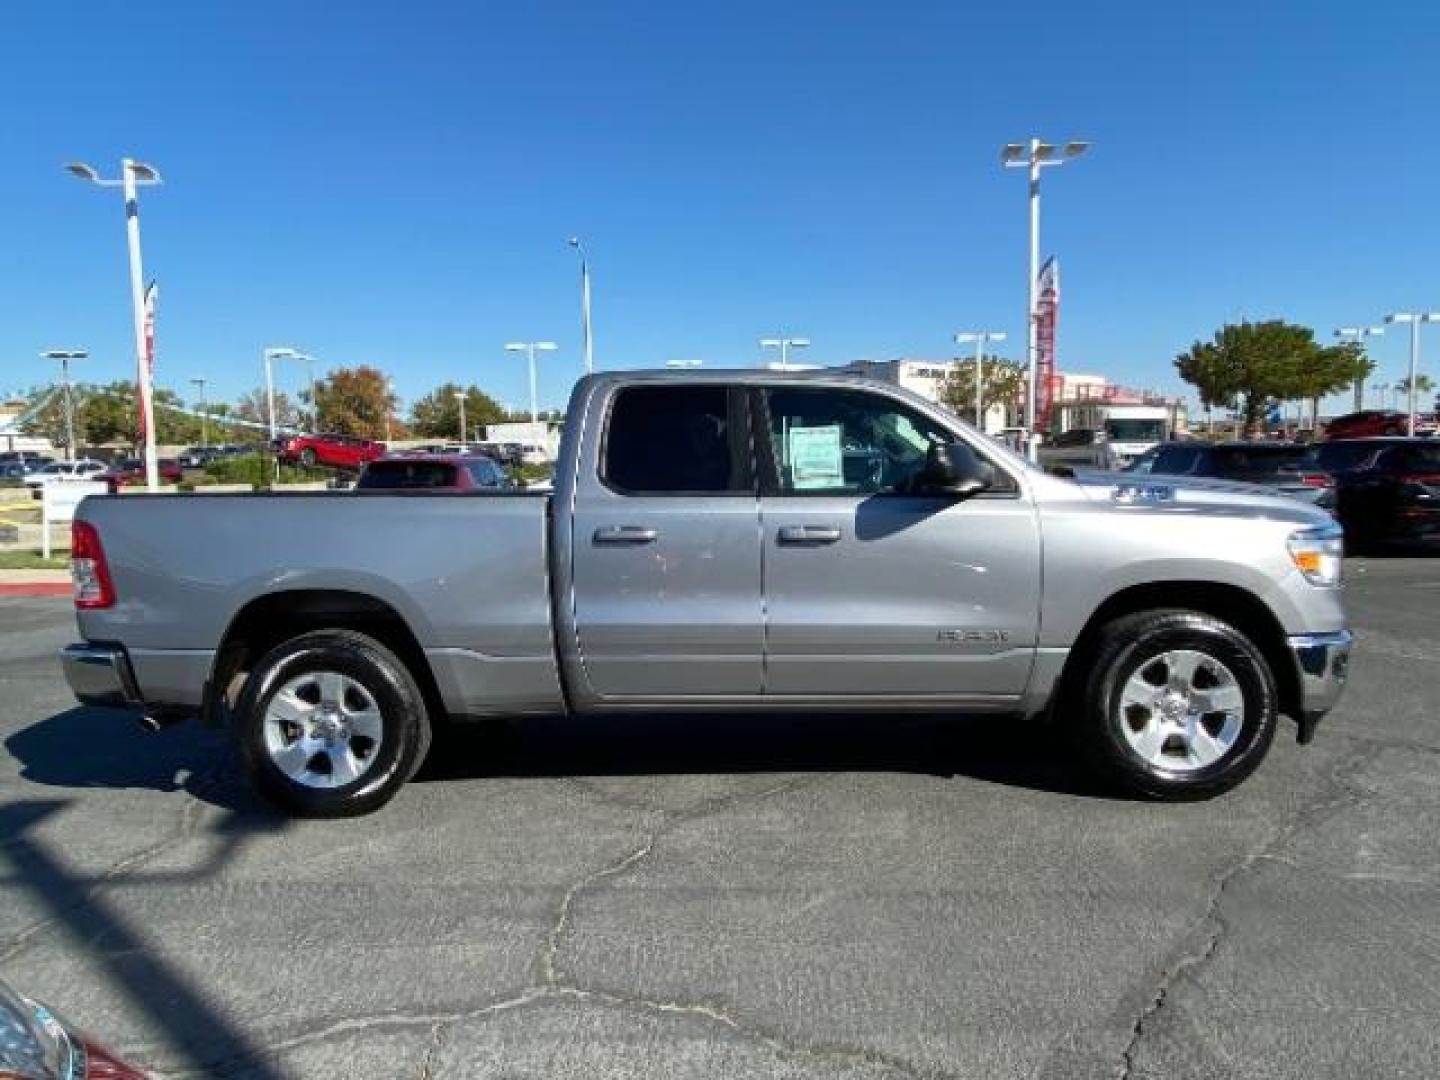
[
  {"x1": 755, "y1": 385, "x2": 1041, "y2": 701},
  {"x1": 569, "y1": 383, "x2": 764, "y2": 698}
]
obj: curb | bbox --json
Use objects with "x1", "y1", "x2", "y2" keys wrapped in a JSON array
[{"x1": 0, "y1": 583, "x2": 71, "y2": 598}]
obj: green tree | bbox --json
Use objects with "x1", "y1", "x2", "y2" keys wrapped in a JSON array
[
  {"x1": 1175, "y1": 321, "x2": 1321, "y2": 438},
  {"x1": 1396, "y1": 373, "x2": 1436, "y2": 396},
  {"x1": 938, "y1": 357, "x2": 1026, "y2": 426},
  {"x1": 312, "y1": 366, "x2": 397, "y2": 439},
  {"x1": 410, "y1": 383, "x2": 507, "y2": 439},
  {"x1": 1285, "y1": 342, "x2": 1368, "y2": 430},
  {"x1": 235, "y1": 387, "x2": 301, "y2": 433}
]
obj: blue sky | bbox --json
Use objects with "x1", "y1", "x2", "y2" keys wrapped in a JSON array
[{"x1": 3, "y1": 1, "x2": 1438, "y2": 416}]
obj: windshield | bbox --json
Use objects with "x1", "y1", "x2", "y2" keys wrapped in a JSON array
[{"x1": 1104, "y1": 419, "x2": 1167, "y2": 442}]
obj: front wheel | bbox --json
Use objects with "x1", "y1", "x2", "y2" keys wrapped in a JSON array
[
  {"x1": 1074, "y1": 610, "x2": 1278, "y2": 800},
  {"x1": 300, "y1": 448, "x2": 318, "y2": 468},
  {"x1": 234, "y1": 630, "x2": 431, "y2": 817}
]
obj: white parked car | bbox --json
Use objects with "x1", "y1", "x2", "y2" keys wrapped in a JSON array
[
  {"x1": 23, "y1": 459, "x2": 107, "y2": 488},
  {"x1": 519, "y1": 444, "x2": 549, "y2": 466}
]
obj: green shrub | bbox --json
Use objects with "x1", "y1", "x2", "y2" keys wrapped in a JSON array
[{"x1": 202, "y1": 454, "x2": 328, "y2": 489}]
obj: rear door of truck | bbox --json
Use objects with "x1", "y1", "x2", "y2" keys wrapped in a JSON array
[{"x1": 563, "y1": 381, "x2": 765, "y2": 699}]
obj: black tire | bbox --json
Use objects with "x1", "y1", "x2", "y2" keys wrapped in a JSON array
[
  {"x1": 300, "y1": 448, "x2": 318, "y2": 468},
  {"x1": 1073, "y1": 610, "x2": 1278, "y2": 801},
  {"x1": 234, "y1": 629, "x2": 431, "y2": 817}
]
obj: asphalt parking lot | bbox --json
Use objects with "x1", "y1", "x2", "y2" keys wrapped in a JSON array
[{"x1": 1, "y1": 560, "x2": 1437, "y2": 1080}]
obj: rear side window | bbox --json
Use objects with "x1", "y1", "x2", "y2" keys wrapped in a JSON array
[
  {"x1": 1208, "y1": 446, "x2": 1307, "y2": 475},
  {"x1": 604, "y1": 386, "x2": 745, "y2": 494},
  {"x1": 357, "y1": 461, "x2": 457, "y2": 489}
]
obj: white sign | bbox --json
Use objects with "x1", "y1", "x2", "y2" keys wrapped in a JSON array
[
  {"x1": 41, "y1": 482, "x2": 108, "y2": 560},
  {"x1": 787, "y1": 425, "x2": 844, "y2": 490}
]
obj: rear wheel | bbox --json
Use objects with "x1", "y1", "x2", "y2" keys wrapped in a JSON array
[
  {"x1": 234, "y1": 630, "x2": 431, "y2": 817},
  {"x1": 1074, "y1": 610, "x2": 1278, "y2": 800}
]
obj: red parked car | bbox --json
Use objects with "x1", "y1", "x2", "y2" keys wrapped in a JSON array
[
  {"x1": 275, "y1": 433, "x2": 386, "y2": 471},
  {"x1": 1323, "y1": 410, "x2": 1409, "y2": 440},
  {"x1": 102, "y1": 457, "x2": 184, "y2": 492},
  {"x1": 355, "y1": 453, "x2": 514, "y2": 491}
]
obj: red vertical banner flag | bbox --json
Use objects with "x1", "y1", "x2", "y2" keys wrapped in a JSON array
[
  {"x1": 1034, "y1": 257, "x2": 1060, "y2": 432},
  {"x1": 140, "y1": 280, "x2": 157, "y2": 438}
]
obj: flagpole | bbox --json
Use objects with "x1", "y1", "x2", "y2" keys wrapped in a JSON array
[{"x1": 122, "y1": 160, "x2": 159, "y2": 491}]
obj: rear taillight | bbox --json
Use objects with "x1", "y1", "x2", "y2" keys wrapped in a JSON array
[
  {"x1": 1299, "y1": 473, "x2": 1334, "y2": 489},
  {"x1": 71, "y1": 520, "x2": 115, "y2": 609}
]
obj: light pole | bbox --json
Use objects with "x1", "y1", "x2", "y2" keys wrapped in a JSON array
[
  {"x1": 385, "y1": 378, "x2": 395, "y2": 443},
  {"x1": 568, "y1": 238, "x2": 594, "y2": 375},
  {"x1": 1001, "y1": 139, "x2": 1089, "y2": 457},
  {"x1": 291, "y1": 352, "x2": 319, "y2": 432},
  {"x1": 454, "y1": 390, "x2": 468, "y2": 445},
  {"x1": 505, "y1": 341, "x2": 558, "y2": 423},
  {"x1": 759, "y1": 336, "x2": 810, "y2": 371},
  {"x1": 189, "y1": 376, "x2": 209, "y2": 447},
  {"x1": 1383, "y1": 312, "x2": 1440, "y2": 437},
  {"x1": 65, "y1": 158, "x2": 163, "y2": 489},
  {"x1": 1334, "y1": 326, "x2": 1384, "y2": 412},
  {"x1": 953, "y1": 331, "x2": 1006, "y2": 431},
  {"x1": 262, "y1": 347, "x2": 300, "y2": 440},
  {"x1": 41, "y1": 350, "x2": 88, "y2": 461}
]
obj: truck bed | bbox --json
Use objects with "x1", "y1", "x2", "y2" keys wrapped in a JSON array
[{"x1": 74, "y1": 491, "x2": 565, "y2": 716}]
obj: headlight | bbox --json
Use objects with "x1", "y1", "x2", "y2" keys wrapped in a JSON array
[
  {"x1": 1288, "y1": 524, "x2": 1344, "y2": 587},
  {"x1": 0, "y1": 978, "x2": 73, "y2": 1080}
]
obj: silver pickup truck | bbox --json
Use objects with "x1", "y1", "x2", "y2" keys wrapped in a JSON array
[{"x1": 61, "y1": 370, "x2": 1351, "y2": 816}]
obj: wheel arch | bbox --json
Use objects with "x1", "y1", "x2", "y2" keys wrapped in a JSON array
[
  {"x1": 204, "y1": 589, "x2": 445, "y2": 729},
  {"x1": 1055, "y1": 580, "x2": 1300, "y2": 722}
]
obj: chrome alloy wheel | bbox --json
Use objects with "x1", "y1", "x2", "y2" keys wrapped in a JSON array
[
  {"x1": 262, "y1": 671, "x2": 385, "y2": 789},
  {"x1": 1116, "y1": 649, "x2": 1245, "y2": 773}
]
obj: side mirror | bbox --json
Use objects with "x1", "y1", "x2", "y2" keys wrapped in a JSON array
[{"x1": 917, "y1": 442, "x2": 995, "y2": 498}]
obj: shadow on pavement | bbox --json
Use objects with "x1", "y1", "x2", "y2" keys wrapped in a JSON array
[
  {"x1": 418, "y1": 711, "x2": 1109, "y2": 799},
  {"x1": 6, "y1": 706, "x2": 258, "y2": 814},
  {"x1": 0, "y1": 800, "x2": 288, "y2": 1079}
]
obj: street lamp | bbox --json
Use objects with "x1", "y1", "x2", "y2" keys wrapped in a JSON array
[
  {"x1": 953, "y1": 331, "x2": 1007, "y2": 431},
  {"x1": 65, "y1": 158, "x2": 163, "y2": 489},
  {"x1": 189, "y1": 376, "x2": 209, "y2": 447},
  {"x1": 759, "y1": 336, "x2": 810, "y2": 371},
  {"x1": 1382, "y1": 312, "x2": 1440, "y2": 436},
  {"x1": 1334, "y1": 326, "x2": 1384, "y2": 412},
  {"x1": 504, "y1": 341, "x2": 559, "y2": 423},
  {"x1": 1001, "y1": 138, "x2": 1089, "y2": 457},
  {"x1": 454, "y1": 390, "x2": 468, "y2": 445},
  {"x1": 41, "y1": 350, "x2": 88, "y2": 461},
  {"x1": 568, "y1": 238, "x2": 595, "y2": 375},
  {"x1": 262, "y1": 347, "x2": 300, "y2": 440}
]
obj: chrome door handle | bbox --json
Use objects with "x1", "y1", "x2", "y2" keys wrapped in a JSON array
[
  {"x1": 593, "y1": 525, "x2": 659, "y2": 545},
  {"x1": 777, "y1": 525, "x2": 842, "y2": 545}
]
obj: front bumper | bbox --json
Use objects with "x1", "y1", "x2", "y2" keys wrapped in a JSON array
[
  {"x1": 60, "y1": 642, "x2": 143, "y2": 709},
  {"x1": 1287, "y1": 630, "x2": 1352, "y2": 742}
]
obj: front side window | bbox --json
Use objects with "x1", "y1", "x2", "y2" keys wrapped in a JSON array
[
  {"x1": 1151, "y1": 446, "x2": 1203, "y2": 474},
  {"x1": 465, "y1": 460, "x2": 505, "y2": 488},
  {"x1": 763, "y1": 387, "x2": 967, "y2": 495},
  {"x1": 604, "y1": 385, "x2": 743, "y2": 494}
]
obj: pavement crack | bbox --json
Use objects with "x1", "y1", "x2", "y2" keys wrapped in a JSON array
[
  {"x1": 540, "y1": 820, "x2": 664, "y2": 986},
  {"x1": 416, "y1": 1019, "x2": 444, "y2": 1080},
  {"x1": 1115, "y1": 741, "x2": 1379, "y2": 1080}
]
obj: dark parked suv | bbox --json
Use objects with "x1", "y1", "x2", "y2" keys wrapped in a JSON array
[
  {"x1": 1148, "y1": 441, "x2": 1334, "y2": 506},
  {"x1": 1325, "y1": 438, "x2": 1440, "y2": 551}
]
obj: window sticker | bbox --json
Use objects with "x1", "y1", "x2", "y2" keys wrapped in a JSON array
[{"x1": 786, "y1": 424, "x2": 844, "y2": 490}]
